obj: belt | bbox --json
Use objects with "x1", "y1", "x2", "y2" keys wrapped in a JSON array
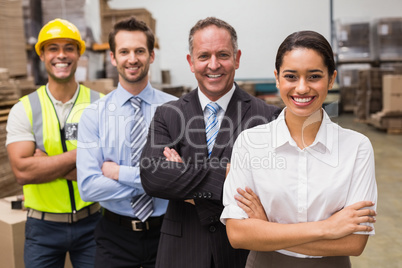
[
  {"x1": 27, "y1": 203, "x2": 101, "y2": 223},
  {"x1": 103, "y1": 208, "x2": 163, "y2": 231}
]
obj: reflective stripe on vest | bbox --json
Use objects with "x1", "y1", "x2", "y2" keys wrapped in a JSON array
[{"x1": 20, "y1": 85, "x2": 103, "y2": 213}]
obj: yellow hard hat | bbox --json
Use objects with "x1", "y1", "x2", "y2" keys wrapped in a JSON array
[{"x1": 35, "y1": 18, "x2": 86, "y2": 56}]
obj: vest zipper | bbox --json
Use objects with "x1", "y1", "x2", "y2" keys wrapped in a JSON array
[{"x1": 60, "y1": 127, "x2": 77, "y2": 216}]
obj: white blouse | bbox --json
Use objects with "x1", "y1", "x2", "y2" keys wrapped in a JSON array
[{"x1": 221, "y1": 108, "x2": 377, "y2": 258}]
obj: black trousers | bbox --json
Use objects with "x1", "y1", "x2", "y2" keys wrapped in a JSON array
[
  {"x1": 246, "y1": 251, "x2": 351, "y2": 268},
  {"x1": 94, "y1": 215, "x2": 161, "y2": 268}
]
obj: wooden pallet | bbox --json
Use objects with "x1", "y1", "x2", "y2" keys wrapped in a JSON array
[
  {"x1": 368, "y1": 111, "x2": 402, "y2": 134},
  {"x1": 0, "y1": 100, "x2": 17, "y2": 123},
  {"x1": 386, "y1": 128, "x2": 402, "y2": 134}
]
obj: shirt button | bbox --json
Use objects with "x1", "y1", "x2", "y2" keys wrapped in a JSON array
[
  {"x1": 193, "y1": 193, "x2": 198, "y2": 198},
  {"x1": 209, "y1": 225, "x2": 216, "y2": 233},
  {"x1": 298, "y1": 207, "x2": 303, "y2": 213}
]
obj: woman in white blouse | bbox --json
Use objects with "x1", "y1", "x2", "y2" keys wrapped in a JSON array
[{"x1": 221, "y1": 31, "x2": 377, "y2": 268}]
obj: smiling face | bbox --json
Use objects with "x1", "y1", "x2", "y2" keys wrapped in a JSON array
[
  {"x1": 110, "y1": 30, "x2": 154, "y2": 92},
  {"x1": 275, "y1": 48, "x2": 337, "y2": 120},
  {"x1": 40, "y1": 38, "x2": 80, "y2": 84},
  {"x1": 187, "y1": 25, "x2": 241, "y2": 101}
]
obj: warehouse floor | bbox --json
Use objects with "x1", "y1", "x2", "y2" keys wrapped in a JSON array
[{"x1": 335, "y1": 113, "x2": 402, "y2": 268}]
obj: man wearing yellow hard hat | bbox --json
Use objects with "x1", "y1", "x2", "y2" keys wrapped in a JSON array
[{"x1": 6, "y1": 18, "x2": 103, "y2": 268}]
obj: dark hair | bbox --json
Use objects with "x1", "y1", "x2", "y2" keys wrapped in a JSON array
[
  {"x1": 108, "y1": 16, "x2": 155, "y2": 55},
  {"x1": 188, "y1": 17, "x2": 238, "y2": 56},
  {"x1": 275, "y1": 31, "x2": 335, "y2": 77}
]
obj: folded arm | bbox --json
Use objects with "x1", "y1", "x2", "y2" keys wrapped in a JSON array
[
  {"x1": 7, "y1": 141, "x2": 76, "y2": 185},
  {"x1": 140, "y1": 106, "x2": 226, "y2": 201},
  {"x1": 285, "y1": 234, "x2": 368, "y2": 256},
  {"x1": 232, "y1": 187, "x2": 374, "y2": 256},
  {"x1": 227, "y1": 200, "x2": 374, "y2": 252},
  {"x1": 77, "y1": 107, "x2": 142, "y2": 203}
]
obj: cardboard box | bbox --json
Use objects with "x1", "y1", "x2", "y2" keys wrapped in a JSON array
[
  {"x1": 0, "y1": 196, "x2": 74, "y2": 268},
  {"x1": 75, "y1": 56, "x2": 89, "y2": 83},
  {"x1": 81, "y1": 79, "x2": 115, "y2": 95},
  {"x1": 0, "y1": 197, "x2": 27, "y2": 268},
  {"x1": 41, "y1": 0, "x2": 87, "y2": 39},
  {"x1": 0, "y1": 0, "x2": 28, "y2": 77},
  {"x1": 354, "y1": 68, "x2": 395, "y2": 120},
  {"x1": 100, "y1": 1, "x2": 156, "y2": 43},
  {"x1": 369, "y1": 111, "x2": 402, "y2": 133},
  {"x1": 383, "y1": 75, "x2": 402, "y2": 112},
  {"x1": 336, "y1": 19, "x2": 374, "y2": 61},
  {"x1": 376, "y1": 17, "x2": 402, "y2": 60}
]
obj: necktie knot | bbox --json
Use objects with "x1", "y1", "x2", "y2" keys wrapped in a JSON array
[
  {"x1": 205, "y1": 102, "x2": 220, "y2": 116},
  {"x1": 130, "y1": 97, "x2": 142, "y2": 111}
]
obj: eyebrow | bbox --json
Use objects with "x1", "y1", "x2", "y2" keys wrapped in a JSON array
[{"x1": 282, "y1": 69, "x2": 324, "y2": 73}]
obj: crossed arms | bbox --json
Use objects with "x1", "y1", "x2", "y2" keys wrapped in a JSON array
[
  {"x1": 7, "y1": 141, "x2": 77, "y2": 185},
  {"x1": 228, "y1": 187, "x2": 375, "y2": 256}
]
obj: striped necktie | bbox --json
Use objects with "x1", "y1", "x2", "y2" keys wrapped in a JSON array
[
  {"x1": 130, "y1": 97, "x2": 147, "y2": 165},
  {"x1": 205, "y1": 102, "x2": 221, "y2": 158},
  {"x1": 129, "y1": 97, "x2": 153, "y2": 222}
]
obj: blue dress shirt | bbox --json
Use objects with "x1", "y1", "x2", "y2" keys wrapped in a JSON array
[{"x1": 77, "y1": 82, "x2": 177, "y2": 217}]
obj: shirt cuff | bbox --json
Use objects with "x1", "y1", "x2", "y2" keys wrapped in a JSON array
[
  {"x1": 220, "y1": 204, "x2": 248, "y2": 225},
  {"x1": 118, "y1": 165, "x2": 144, "y2": 191}
]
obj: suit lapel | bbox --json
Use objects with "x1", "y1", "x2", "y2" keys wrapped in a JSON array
[
  {"x1": 211, "y1": 86, "x2": 251, "y2": 159},
  {"x1": 182, "y1": 89, "x2": 208, "y2": 157}
]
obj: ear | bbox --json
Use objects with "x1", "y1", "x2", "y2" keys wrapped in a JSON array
[
  {"x1": 149, "y1": 50, "x2": 155, "y2": 64},
  {"x1": 187, "y1": 54, "x2": 195, "y2": 73},
  {"x1": 328, "y1": 70, "x2": 337, "y2": 90},
  {"x1": 110, "y1": 51, "x2": 117, "y2": 67},
  {"x1": 274, "y1": 69, "x2": 280, "y2": 89},
  {"x1": 235, "y1": 49, "x2": 241, "y2": 69},
  {"x1": 39, "y1": 53, "x2": 45, "y2": 62}
]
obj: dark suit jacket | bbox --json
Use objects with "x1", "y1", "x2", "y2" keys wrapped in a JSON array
[{"x1": 141, "y1": 84, "x2": 281, "y2": 268}]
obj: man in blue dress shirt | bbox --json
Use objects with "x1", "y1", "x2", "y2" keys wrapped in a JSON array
[{"x1": 77, "y1": 17, "x2": 176, "y2": 268}]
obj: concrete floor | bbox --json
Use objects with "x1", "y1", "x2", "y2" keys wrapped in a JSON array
[{"x1": 335, "y1": 113, "x2": 402, "y2": 268}]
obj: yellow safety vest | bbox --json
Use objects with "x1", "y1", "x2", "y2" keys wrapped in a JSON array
[{"x1": 20, "y1": 85, "x2": 103, "y2": 213}]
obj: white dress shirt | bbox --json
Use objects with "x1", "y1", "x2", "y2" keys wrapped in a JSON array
[
  {"x1": 197, "y1": 83, "x2": 235, "y2": 129},
  {"x1": 221, "y1": 108, "x2": 377, "y2": 258}
]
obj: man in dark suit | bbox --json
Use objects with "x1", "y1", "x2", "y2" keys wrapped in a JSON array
[{"x1": 140, "y1": 17, "x2": 280, "y2": 268}]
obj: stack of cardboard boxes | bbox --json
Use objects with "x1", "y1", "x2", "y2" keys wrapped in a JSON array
[
  {"x1": 0, "y1": 0, "x2": 37, "y2": 201},
  {"x1": 0, "y1": 68, "x2": 24, "y2": 199},
  {"x1": 99, "y1": 0, "x2": 156, "y2": 43},
  {"x1": 377, "y1": 18, "x2": 402, "y2": 61},
  {"x1": 336, "y1": 19, "x2": 374, "y2": 61},
  {"x1": 0, "y1": 0, "x2": 28, "y2": 77},
  {"x1": 369, "y1": 75, "x2": 402, "y2": 133},
  {"x1": 338, "y1": 64, "x2": 371, "y2": 112},
  {"x1": 354, "y1": 68, "x2": 394, "y2": 120},
  {"x1": 41, "y1": 0, "x2": 87, "y2": 41}
]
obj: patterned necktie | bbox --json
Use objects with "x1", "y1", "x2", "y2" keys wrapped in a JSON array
[
  {"x1": 205, "y1": 102, "x2": 221, "y2": 158},
  {"x1": 129, "y1": 97, "x2": 153, "y2": 222},
  {"x1": 130, "y1": 97, "x2": 147, "y2": 165}
]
